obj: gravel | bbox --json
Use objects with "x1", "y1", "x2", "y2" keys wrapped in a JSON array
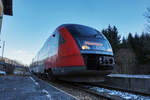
[{"x1": 47, "y1": 81, "x2": 108, "y2": 100}]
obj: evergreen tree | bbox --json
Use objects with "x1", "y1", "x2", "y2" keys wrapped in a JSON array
[
  {"x1": 127, "y1": 33, "x2": 134, "y2": 49},
  {"x1": 101, "y1": 25, "x2": 121, "y2": 53},
  {"x1": 126, "y1": 32, "x2": 149, "y2": 64},
  {"x1": 121, "y1": 36, "x2": 127, "y2": 48}
]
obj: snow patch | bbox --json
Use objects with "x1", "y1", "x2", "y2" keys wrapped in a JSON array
[
  {"x1": 30, "y1": 77, "x2": 39, "y2": 85},
  {"x1": 91, "y1": 87, "x2": 150, "y2": 100},
  {"x1": 42, "y1": 89, "x2": 52, "y2": 100}
]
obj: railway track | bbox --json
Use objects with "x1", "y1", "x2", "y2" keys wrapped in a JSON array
[
  {"x1": 43, "y1": 79, "x2": 126, "y2": 100},
  {"x1": 37, "y1": 76, "x2": 110, "y2": 100},
  {"x1": 90, "y1": 82, "x2": 150, "y2": 97},
  {"x1": 60, "y1": 81, "x2": 116, "y2": 100},
  {"x1": 48, "y1": 80, "x2": 150, "y2": 100},
  {"x1": 68, "y1": 82, "x2": 150, "y2": 100},
  {"x1": 48, "y1": 80, "x2": 111, "y2": 100},
  {"x1": 33, "y1": 73, "x2": 150, "y2": 100}
]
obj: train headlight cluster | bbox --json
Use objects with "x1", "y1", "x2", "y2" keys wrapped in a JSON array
[{"x1": 82, "y1": 45, "x2": 90, "y2": 50}]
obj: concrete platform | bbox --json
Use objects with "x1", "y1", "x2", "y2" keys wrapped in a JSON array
[
  {"x1": 108, "y1": 74, "x2": 150, "y2": 79},
  {"x1": 103, "y1": 74, "x2": 150, "y2": 95},
  {"x1": 0, "y1": 75, "x2": 77, "y2": 100}
]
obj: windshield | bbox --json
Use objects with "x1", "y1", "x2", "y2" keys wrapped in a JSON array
[{"x1": 66, "y1": 25, "x2": 104, "y2": 39}]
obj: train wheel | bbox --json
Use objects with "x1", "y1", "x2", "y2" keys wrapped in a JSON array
[
  {"x1": 40, "y1": 73, "x2": 47, "y2": 80},
  {"x1": 47, "y1": 69, "x2": 55, "y2": 81}
]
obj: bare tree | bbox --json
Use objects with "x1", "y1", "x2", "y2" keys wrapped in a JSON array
[{"x1": 114, "y1": 49, "x2": 137, "y2": 74}]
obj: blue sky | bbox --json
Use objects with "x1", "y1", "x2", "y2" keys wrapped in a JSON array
[{"x1": 1, "y1": 0, "x2": 150, "y2": 64}]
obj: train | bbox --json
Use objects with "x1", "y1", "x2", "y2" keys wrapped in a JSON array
[{"x1": 30, "y1": 24, "x2": 115, "y2": 82}]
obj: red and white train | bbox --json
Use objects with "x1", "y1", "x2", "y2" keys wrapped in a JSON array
[{"x1": 30, "y1": 24, "x2": 115, "y2": 82}]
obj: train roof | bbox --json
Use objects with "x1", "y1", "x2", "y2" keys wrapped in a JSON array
[{"x1": 57, "y1": 24, "x2": 95, "y2": 30}]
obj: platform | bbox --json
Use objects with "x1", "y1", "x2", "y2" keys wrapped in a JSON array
[
  {"x1": 103, "y1": 74, "x2": 150, "y2": 95},
  {"x1": 0, "y1": 75, "x2": 77, "y2": 100},
  {"x1": 108, "y1": 74, "x2": 150, "y2": 79}
]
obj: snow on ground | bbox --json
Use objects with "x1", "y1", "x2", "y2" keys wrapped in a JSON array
[
  {"x1": 108, "y1": 74, "x2": 150, "y2": 79},
  {"x1": 91, "y1": 87, "x2": 150, "y2": 100}
]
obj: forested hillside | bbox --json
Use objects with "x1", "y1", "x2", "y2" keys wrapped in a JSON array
[{"x1": 101, "y1": 25, "x2": 150, "y2": 74}]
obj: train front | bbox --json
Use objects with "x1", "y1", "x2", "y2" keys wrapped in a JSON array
[{"x1": 58, "y1": 24, "x2": 115, "y2": 82}]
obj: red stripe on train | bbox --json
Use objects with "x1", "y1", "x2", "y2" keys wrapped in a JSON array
[
  {"x1": 45, "y1": 27, "x2": 85, "y2": 69},
  {"x1": 56, "y1": 27, "x2": 85, "y2": 67}
]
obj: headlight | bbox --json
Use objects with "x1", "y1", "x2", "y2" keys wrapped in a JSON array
[
  {"x1": 107, "y1": 48, "x2": 112, "y2": 52},
  {"x1": 82, "y1": 45, "x2": 90, "y2": 50}
]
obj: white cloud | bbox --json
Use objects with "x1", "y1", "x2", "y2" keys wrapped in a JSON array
[{"x1": 6, "y1": 49, "x2": 35, "y2": 65}]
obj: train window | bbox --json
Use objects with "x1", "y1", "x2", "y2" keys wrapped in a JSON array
[{"x1": 45, "y1": 32, "x2": 59, "y2": 57}]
